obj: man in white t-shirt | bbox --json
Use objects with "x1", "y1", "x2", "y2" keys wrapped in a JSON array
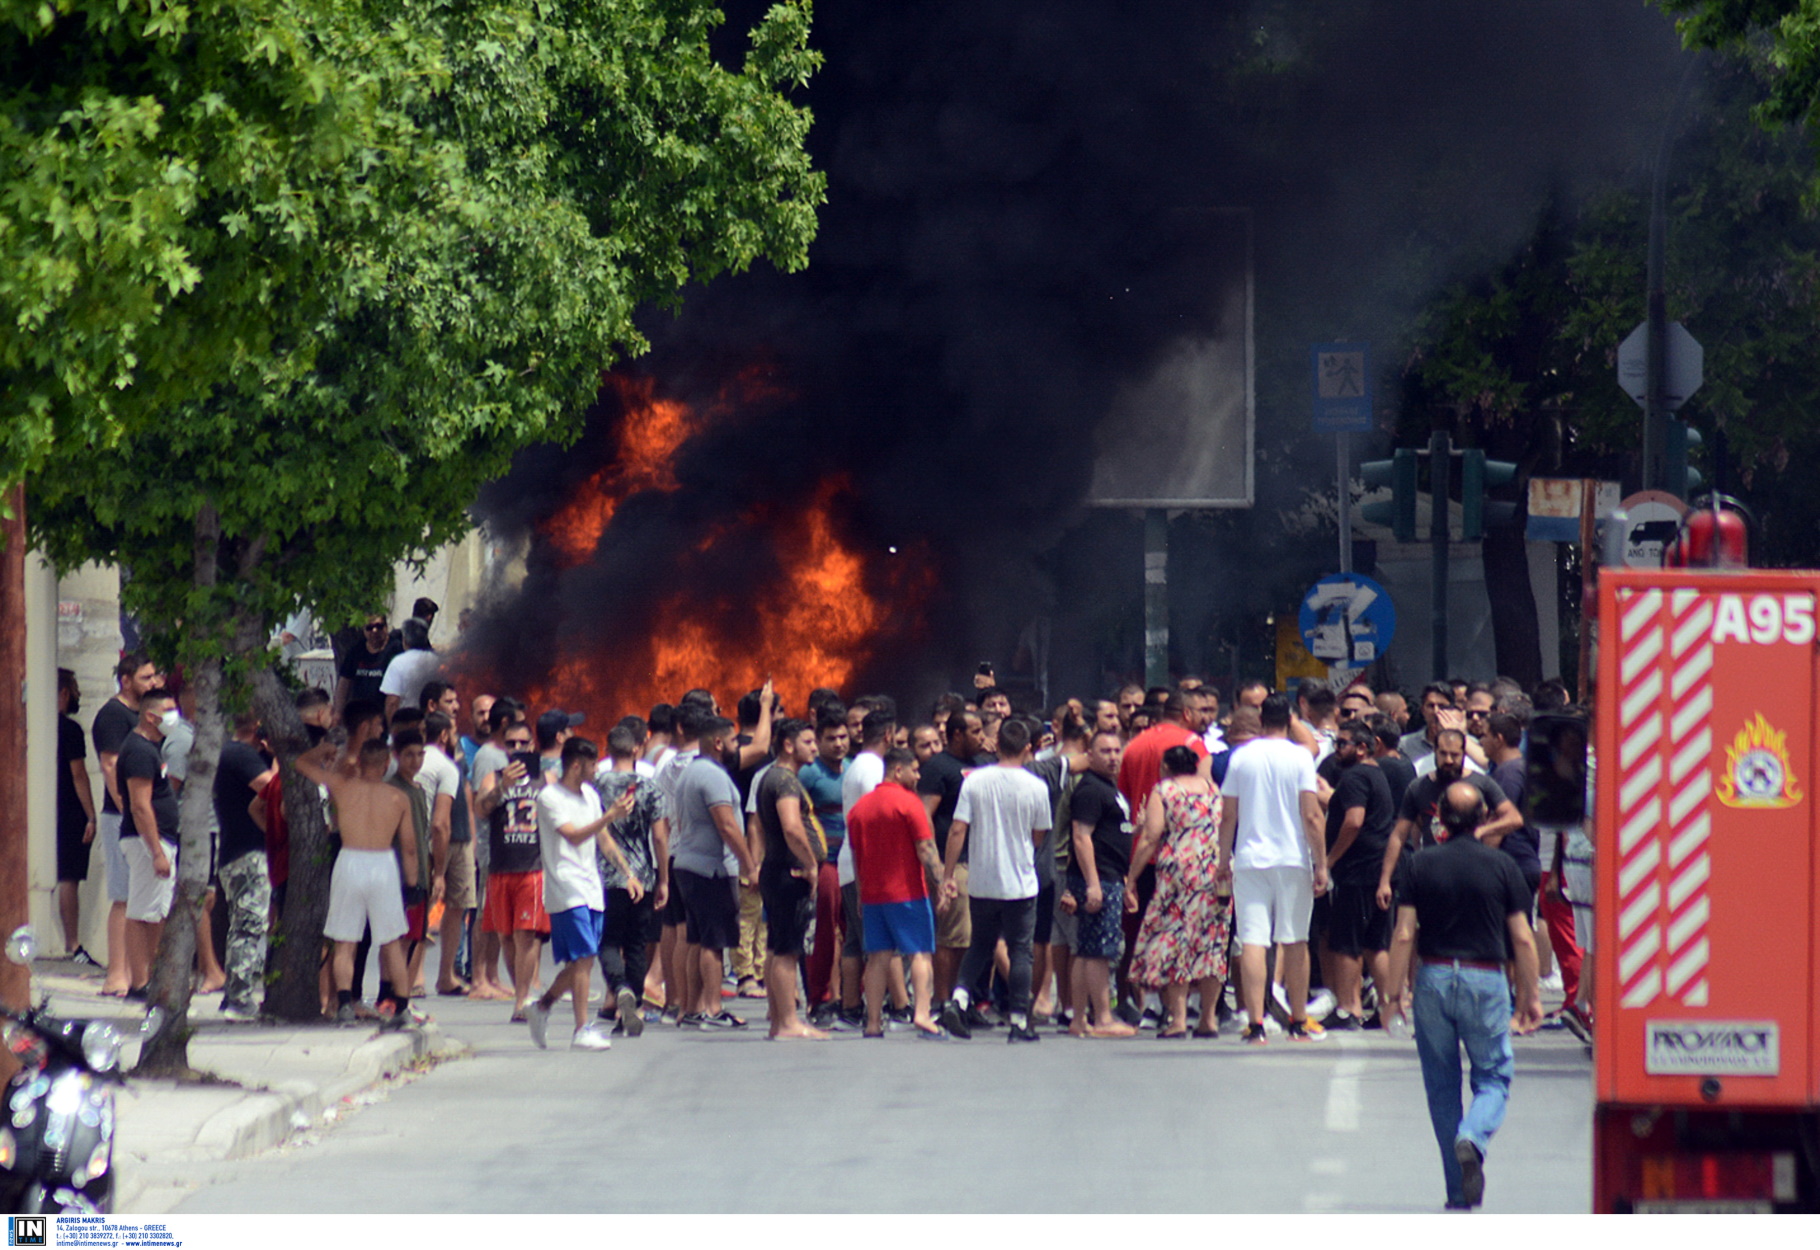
[
  {"x1": 938, "y1": 717, "x2": 1052, "y2": 1043},
  {"x1": 524, "y1": 737, "x2": 637, "y2": 1051},
  {"x1": 379, "y1": 617, "x2": 441, "y2": 722},
  {"x1": 1218, "y1": 694, "x2": 1328, "y2": 1045}
]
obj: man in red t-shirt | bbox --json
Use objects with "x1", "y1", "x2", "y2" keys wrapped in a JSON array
[{"x1": 847, "y1": 747, "x2": 946, "y2": 1039}]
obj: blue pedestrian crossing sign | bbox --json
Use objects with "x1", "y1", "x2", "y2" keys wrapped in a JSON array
[
  {"x1": 1312, "y1": 342, "x2": 1372, "y2": 432},
  {"x1": 1299, "y1": 573, "x2": 1396, "y2": 668}
]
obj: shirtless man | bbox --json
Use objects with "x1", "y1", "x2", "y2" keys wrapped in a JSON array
[{"x1": 296, "y1": 737, "x2": 419, "y2": 1027}]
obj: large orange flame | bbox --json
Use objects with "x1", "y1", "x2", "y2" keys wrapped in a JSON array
[
  {"x1": 484, "y1": 374, "x2": 925, "y2": 728},
  {"x1": 540, "y1": 375, "x2": 700, "y2": 567}
]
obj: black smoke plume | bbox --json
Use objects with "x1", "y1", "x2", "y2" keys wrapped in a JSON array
[{"x1": 472, "y1": 0, "x2": 1692, "y2": 713}]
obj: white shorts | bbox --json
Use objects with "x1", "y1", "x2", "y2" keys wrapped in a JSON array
[
  {"x1": 1232, "y1": 865, "x2": 1314, "y2": 946},
  {"x1": 123, "y1": 837, "x2": 178, "y2": 922},
  {"x1": 100, "y1": 814, "x2": 129, "y2": 902},
  {"x1": 324, "y1": 850, "x2": 409, "y2": 945}
]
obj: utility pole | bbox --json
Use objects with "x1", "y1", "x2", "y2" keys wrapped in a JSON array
[
  {"x1": 1643, "y1": 58, "x2": 1700, "y2": 493},
  {"x1": 1143, "y1": 509, "x2": 1168, "y2": 689},
  {"x1": 1429, "y1": 430, "x2": 1451, "y2": 682},
  {"x1": 1337, "y1": 431, "x2": 1352, "y2": 575},
  {"x1": 0, "y1": 483, "x2": 29, "y2": 1015}
]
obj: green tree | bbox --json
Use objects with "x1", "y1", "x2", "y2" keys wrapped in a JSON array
[{"x1": 27, "y1": 0, "x2": 823, "y2": 1073}]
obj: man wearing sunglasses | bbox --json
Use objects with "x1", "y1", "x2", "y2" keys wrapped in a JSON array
[{"x1": 334, "y1": 613, "x2": 403, "y2": 720}]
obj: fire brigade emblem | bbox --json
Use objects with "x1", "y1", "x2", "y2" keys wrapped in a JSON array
[{"x1": 1717, "y1": 713, "x2": 1802, "y2": 809}]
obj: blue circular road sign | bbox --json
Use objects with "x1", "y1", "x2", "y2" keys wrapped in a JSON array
[{"x1": 1298, "y1": 573, "x2": 1396, "y2": 669}]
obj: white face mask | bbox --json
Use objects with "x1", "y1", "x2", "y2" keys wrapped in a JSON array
[{"x1": 161, "y1": 709, "x2": 182, "y2": 729}]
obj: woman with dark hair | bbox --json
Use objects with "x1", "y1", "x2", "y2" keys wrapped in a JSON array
[{"x1": 1125, "y1": 744, "x2": 1231, "y2": 1038}]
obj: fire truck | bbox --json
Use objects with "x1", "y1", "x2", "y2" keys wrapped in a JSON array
[{"x1": 1591, "y1": 501, "x2": 1820, "y2": 1211}]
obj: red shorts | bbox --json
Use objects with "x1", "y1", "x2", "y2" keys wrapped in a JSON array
[
  {"x1": 403, "y1": 901, "x2": 428, "y2": 943},
  {"x1": 484, "y1": 870, "x2": 550, "y2": 936}
]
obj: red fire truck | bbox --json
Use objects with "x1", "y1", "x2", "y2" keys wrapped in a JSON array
[{"x1": 1592, "y1": 562, "x2": 1820, "y2": 1211}]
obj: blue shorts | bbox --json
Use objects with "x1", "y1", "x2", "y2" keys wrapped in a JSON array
[
  {"x1": 863, "y1": 899, "x2": 936, "y2": 955},
  {"x1": 548, "y1": 905, "x2": 604, "y2": 966}
]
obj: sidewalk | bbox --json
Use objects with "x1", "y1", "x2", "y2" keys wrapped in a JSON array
[{"x1": 28, "y1": 957, "x2": 469, "y2": 1214}]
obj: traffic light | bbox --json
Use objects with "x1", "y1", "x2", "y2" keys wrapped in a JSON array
[
  {"x1": 1665, "y1": 420, "x2": 1704, "y2": 501},
  {"x1": 1359, "y1": 448, "x2": 1418, "y2": 542},
  {"x1": 1460, "y1": 449, "x2": 1519, "y2": 540}
]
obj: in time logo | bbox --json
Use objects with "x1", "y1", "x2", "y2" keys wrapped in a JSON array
[{"x1": 7, "y1": 1216, "x2": 47, "y2": 1247}]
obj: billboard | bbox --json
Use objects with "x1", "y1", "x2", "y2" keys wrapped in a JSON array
[{"x1": 1086, "y1": 208, "x2": 1254, "y2": 509}]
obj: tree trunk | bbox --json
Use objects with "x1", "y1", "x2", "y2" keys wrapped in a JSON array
[
  {"x1": 0, "y1": 484, "x2": 30, "y2": 1031},
  {"x1": 137, "y1": 510, "x2": 272, "y2": 1076},
  {"x1": 258, "y1": 666, "x2": 333, "y2": 1023},
  {"x1": 138, "y1": 506, "x2": 226, "y2": 1076},
  {"x1": 1482, "y1": 522, "x2": 1544, "y2": 690}
]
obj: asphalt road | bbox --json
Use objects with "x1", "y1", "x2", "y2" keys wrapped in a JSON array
[{"x1": 173, "y1": 984, "x2": 1594, "y2": 1214}]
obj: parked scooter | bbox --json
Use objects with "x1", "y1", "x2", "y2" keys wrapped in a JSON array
[{"x1": 0, "y1": 926, "x2": 152, "y2": 1214}]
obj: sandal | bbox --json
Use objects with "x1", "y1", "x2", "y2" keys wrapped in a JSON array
[{"x1": 1158, "y1": 1028, "x2": 1189, "y2": 1039}]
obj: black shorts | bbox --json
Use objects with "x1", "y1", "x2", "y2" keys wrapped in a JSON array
[
  {"x1": 675, "y1": 868, "x2": 741, "y2": 950},
  {"x1": 1033, "y1": 882, "x2": 1055, "y2": 945},
  {"x1": 760, "y1": 872, "x2": 814, "y2": 957},
  {"x1": 1325, "y1": 879, "x2": 1391, "y2": 957},
  {"x1": 660, "y1": 857, "x2": 688, "y2": 926},
  {"x1": 603, "y1": 886, "x2": 657, "y2": 954},
  {"x1": 56, "y1": 819, "x2": 90, "y2": 883}
]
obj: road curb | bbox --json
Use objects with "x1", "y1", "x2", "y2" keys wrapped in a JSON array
[{"x1": 112, "y1": 1024, "x2": 460, "y2": 1213}]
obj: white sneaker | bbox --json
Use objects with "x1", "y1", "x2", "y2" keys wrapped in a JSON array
[
  {"x1": 1305, "y1": 988, "x2": 1337, "y2": 1021},
  {"x1": 571, "y1": 1023, "x2": 612, "y2": 1051},
  {"x1": 1539, "y1": 971, "x2": 1564, "y2": 993},
  {"x1": 527, "y1": 1000, "x2": 551, "y2": 1050}
]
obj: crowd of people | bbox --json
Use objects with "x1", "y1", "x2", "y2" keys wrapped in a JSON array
[{"x1": 53, "y1": 625, "x2": 1594, "y2": 1206}]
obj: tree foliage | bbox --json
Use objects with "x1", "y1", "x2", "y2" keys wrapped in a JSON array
[{"x1": 19, "y1": 0, "x2": 824, "y2": 1049}]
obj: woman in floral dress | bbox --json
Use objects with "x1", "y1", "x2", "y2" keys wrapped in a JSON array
[{"x1": 1125, "y1": 745, "x2": 1231, "y2": 1038}]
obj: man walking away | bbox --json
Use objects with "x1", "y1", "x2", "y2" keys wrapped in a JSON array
[
  {"x1": 1218, "y1": 694, "x2": 1328, "y2": 1045},
  {"x1": 1386, "y1": 781, "x2": 1543, "y2": 1210}
]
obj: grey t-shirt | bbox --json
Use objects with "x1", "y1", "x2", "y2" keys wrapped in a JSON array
[{"x1": 670, "y1": 756, "x2": 741, "y2": 878}]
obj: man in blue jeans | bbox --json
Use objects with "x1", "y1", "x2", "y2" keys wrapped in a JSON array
[{"x1": 1385, "y1": 781, "x2": 1542, "y2": 1210}]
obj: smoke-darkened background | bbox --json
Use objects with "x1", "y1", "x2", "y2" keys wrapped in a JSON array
[{"x1": 472, "y1": 0, "x2": 1691, "y2": 715}]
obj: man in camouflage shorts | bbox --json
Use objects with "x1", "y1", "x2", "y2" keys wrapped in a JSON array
[{"x1": 215, "y1": 710, "x2": 278, "y2": 1021}]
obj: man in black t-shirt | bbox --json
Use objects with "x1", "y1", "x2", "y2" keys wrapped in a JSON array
[
  {"x1": 1385, "y1": 781, "x2": 1542, "y2": 1211},
  {"x1": 918, "y1": 710, "x2": 982, "y2": 1003},
  {"x1": 214, "y1": 710, "x2": 277, "y2": 1020},
  {"x1": 92, "y1": 652, "x2": 158, "y2": 994},
  {"x1": 1483, "y1": 712, "x2": 1542, "y2": 906},
  {"x1": 1322, "y1": 722, "x2": 1396, "y2": 1029},
  {"x1": 117, "y1": 687, "x2": 181, "y2": 997},
  {"x1": 334, "y1": 611, "x2": 403, "y2": 720},
  {"x1": 1065, "y1": 730, "x2": 1137, "y2": 1038},
  {"x1": 753, "y1": 720, "x2": 828, "y2": 1040},
  {"x1": 1374, "y1": 730, "x2": 1522, "y2": 912},
  {"x1": 1370, "y1": 717, "x2": 1417, "y2": 809}
]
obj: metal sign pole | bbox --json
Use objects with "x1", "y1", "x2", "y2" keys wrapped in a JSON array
[{"x1": 1337, "y1": 431, "x2": 1352, "y2": 576}]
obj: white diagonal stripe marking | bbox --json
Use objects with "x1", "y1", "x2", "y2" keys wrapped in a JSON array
[
  {"x1": 1619, "y1": 882, "x2": 1662, "y2": 943},
  {"x1": 1671, "y1": 600, "x2": 1715, "y2": 654},
  {"x1": 1668, "y1": 772, "x2": 1710, "y2": 827},
  {"x1": 1622, "y1": 671, "x2": 1663, "y2": 727},
  {"x1": 1667, "y1": 854, "x2": 1710, "y2": 912},
  {"x1": 1670, "y1": 646, "x2": 1714, "y2": 700},
  {"x1": 1620, "y1": 755, "x2": 1662, "y2": 813},
  {"x1": 1623, "y1": 589, "x2": 1664, "y2": 639},
  {"x1": 1670, "y1": 690, "x2": 1713, "y2": 743},
  {"x1": 1621, "y1": 629, "x2": 1664, "y2": 686},
  {"x1": 1622, "y1": 969, "x2": 1663, "y2": 1008},
  {"x1": 1621, "y1": 715, "x2": 1663, "y2": 770},
  {"x1": 1667, "y1": 814, "x2": 1709, "y2": 869},
  {"x1": 1620, "y1": 797, "x2": 1661, "y2": 855},
  {"x1": 1618, "y1": 840, "x2": 1661, "y2": 899},
  {"x1": 1666, "y1": 896, "x2": 1710, "y2": 954},
  {"x1": 1620, "y1": 927, "x2": 1661, "y2": 983},
  {"x1": 1665, "y1": 938, "x2": 1709, "y2": 998}
]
